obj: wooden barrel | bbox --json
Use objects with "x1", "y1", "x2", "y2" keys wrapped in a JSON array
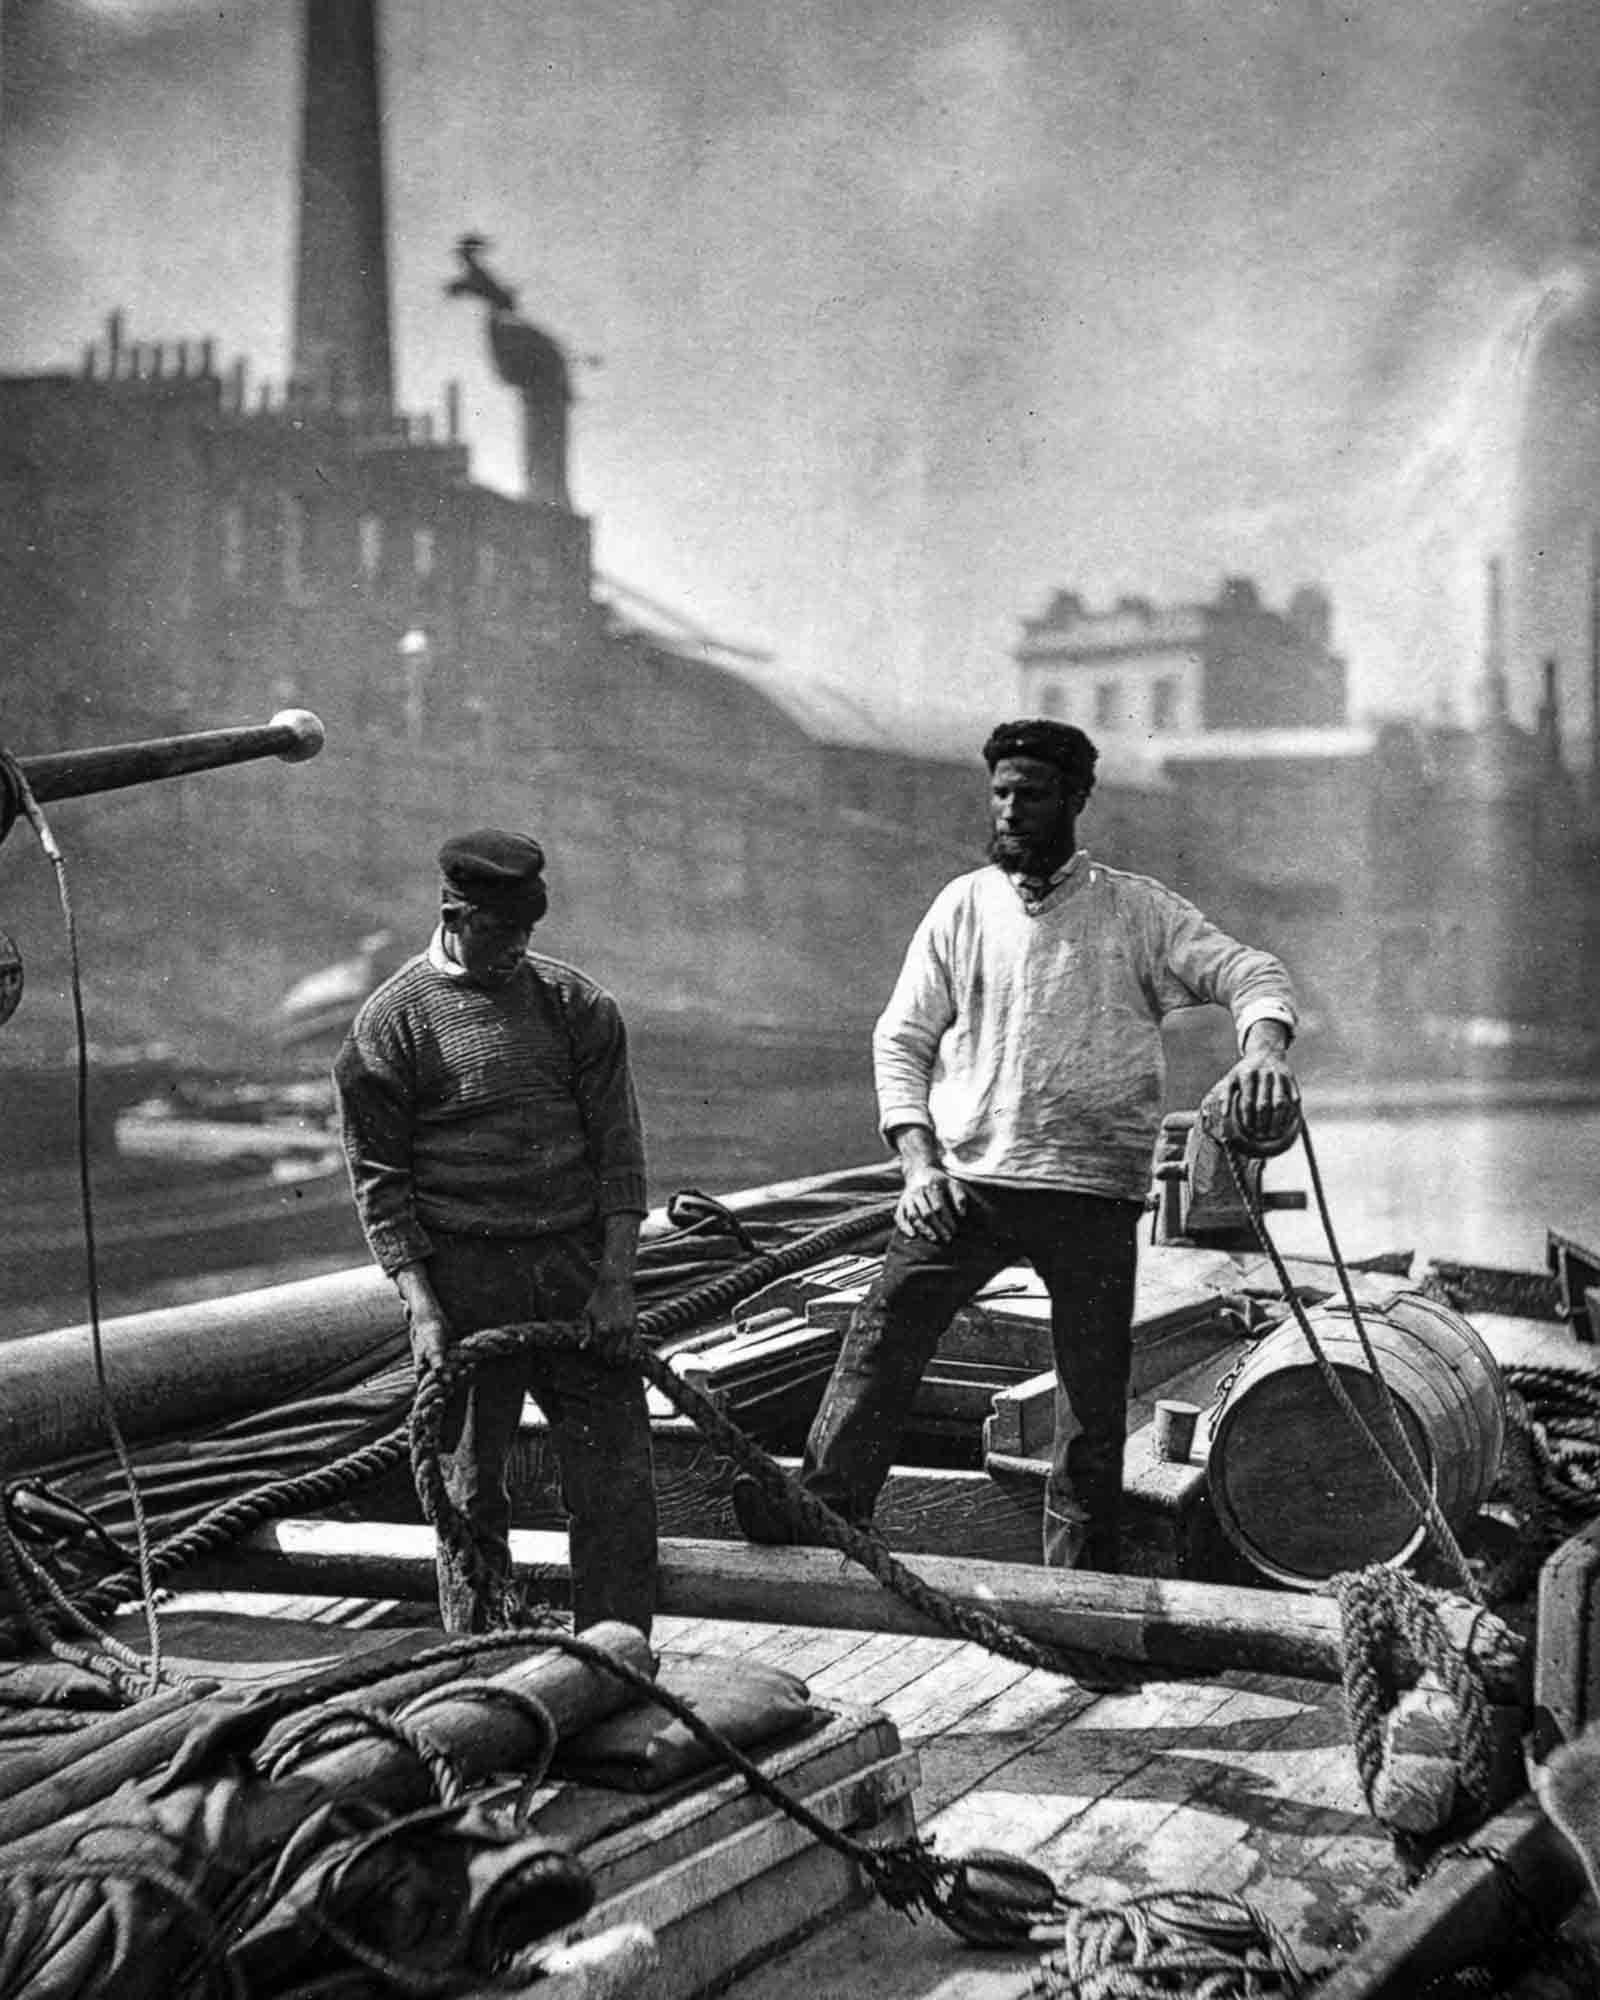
[{"x1": 1206, "y1": 1291, "x2": 1505, "y2": 1589}]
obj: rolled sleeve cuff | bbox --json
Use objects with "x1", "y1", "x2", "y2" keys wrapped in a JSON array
[
  {"x1": 1233, "y1": 997, "x2": 1297, "y2": 1052},
  {"x1": 369, "y1": 1217, "x2": 434, "y2": 1277},
  {"x1": 600, "y1": 1169, "x2": 650, "y2": 1218},
  {"x1": 877, "y1": 1102, "x2": 934, "y2": 1147}
]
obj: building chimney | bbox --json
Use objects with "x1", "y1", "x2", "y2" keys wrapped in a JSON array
[
  {"x1": 1538, "y1": 656, "x2": 1563, "y2": 757},
  {"x1": 292, "y1": 0, "x2": 394, "y2": 417},
  {"x1": 1590, "y1": 528, "x2": 1600, "y2": 794},
  {"x1": 1478, "y1": 555, "x2": 1510, "y2": 724}
]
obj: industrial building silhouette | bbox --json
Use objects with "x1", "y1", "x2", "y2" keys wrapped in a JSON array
[{"x1": 1, "y1": 0, "x2": 1595, "y2": 1093}]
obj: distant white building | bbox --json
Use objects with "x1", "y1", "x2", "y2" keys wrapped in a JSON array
[{"x1": 1015, "y1": 576, "x2": 1347, "y2": 737}]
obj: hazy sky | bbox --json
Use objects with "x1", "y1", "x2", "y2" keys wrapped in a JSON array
[{"x1": 6, "y1": 0, "x2": 1600, "y2": 741}]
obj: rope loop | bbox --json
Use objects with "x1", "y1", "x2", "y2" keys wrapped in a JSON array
[{"x1": 1330, "y1": 1565, "x2": 1495, "y2": 1864}]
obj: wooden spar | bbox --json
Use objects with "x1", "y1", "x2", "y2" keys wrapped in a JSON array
[
  {"x1": 11, "y1": 708, "x2": 325, "y2": 806},
  {"x1": 5, "y1": 1159, "x2": 901, "y2": 1470},
  {"x1": 0, "y1": 1264, "x2": 404, "y2": 1475},
  {"x1": 189, "y1": 1521, "x2": 1530, "y2": 1700}
]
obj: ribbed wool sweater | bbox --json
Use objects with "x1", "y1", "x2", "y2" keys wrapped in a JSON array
[{"x1": 334, "y1": 948, "x2": 648, "y2": 1275}]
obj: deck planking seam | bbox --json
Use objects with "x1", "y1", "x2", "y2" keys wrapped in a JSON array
[
  {"x1": 919, "y1": 1673, "x2": 1270, "y2": 1893},
  {"x1": 909, "y1": 1668, "x2": 1101, "y2": 1819},
  {"x1": 873, "y1": 1642, "x2": 1038, "y2": 1741},
  {"x1": 802, "y1": 1633, "x2": 966, "y2": 1712},
  {"x1": 802, "y1": 1627, "x2": 944, "y2": 1701},
  {"x1": 714, "y1": 1620, "x2": 883, "y2": 1682}
]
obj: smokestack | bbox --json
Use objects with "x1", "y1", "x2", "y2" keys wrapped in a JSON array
[
  {"x1": 1591, "y1": 529, "x2": 1600, "y2": 788},
  {"x1": 1538, "y1": 656, "x2": 1563, "y2": 755},
  {"x1": 1479, "y1": 555, "x2": 1510, "y2": 724},
  {"x1": 292, "y1": 0, "x2": 394, "y2": 417}
]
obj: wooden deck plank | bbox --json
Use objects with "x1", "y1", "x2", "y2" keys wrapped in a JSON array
[
  {"x1": 872, "y1": 1642, "x2": 1037, "y2": 1742},
  {"x1": 926, "y1": 1675, "x2": 1276, "y2": 1891},
  {"x1": 799, "y1": 1633, "x2": 963, "y2": 1713},
  {"x1": 803, "y1": 1628, "x2": 945, "y2": 1704},
  {"x1": 1195, "y1": 1823, "x2": 1405, "y2": 1970},
  {"x1": 911, "y1": 1668, "x2": 1097, "y2": 1818},
  {"x1": 717, "y1": 1621, "x2": 882, "y2": 1684},
  {"x1": 664, "y1": 1617, "x2": 793, "y2": 1659},
  {"x1": 907, "y1": 1974, "x2": 1042, "y2": 2000},
  {"x1": 918, "y1": 1673, "x2": 1241, "y2": 1841},
  {"x1": 717, "y1": 1899, "x2": 1036, "y2": 2000},
  {"x1": 1015, "y1": 1679, "x2": 1385, "y2": 1971},
  {"x1": 651, "y1": 1616, "x2": 713, "y2": 1650},
  {"x1": 713, "y1": 1631, "x2": 1385, "y2": 2000}
]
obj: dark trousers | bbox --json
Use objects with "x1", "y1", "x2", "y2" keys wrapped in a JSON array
[
  {"x1": 799, "y1": 1184, "x2": 1142, "y2": 1569},
  {"x1": 423, "y1": 1229, "x2": 657, "y2": 1636}
]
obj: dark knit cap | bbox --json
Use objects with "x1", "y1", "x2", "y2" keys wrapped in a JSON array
[
  {"x1": 438, "y1": 829, "x2": 548, "y2": 921},
  {"x1": 982, "y1": 718, "x2": 1098, "y2": 793}
]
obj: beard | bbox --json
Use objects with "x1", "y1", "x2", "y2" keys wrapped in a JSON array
[{"x1": 988, "y1": 822, "x2": 1074, "y2": 877}]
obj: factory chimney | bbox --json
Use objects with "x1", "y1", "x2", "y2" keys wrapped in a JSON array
[
  {"x1": 292, "y1": 0, "x2": 394, "y2": 416},
  {"x1": 1591, "y1": 529, "x2": 1600, "y2": 801},
  {"x1": 1478, "y1": 555, "x2": 1511, "y2": 726}
]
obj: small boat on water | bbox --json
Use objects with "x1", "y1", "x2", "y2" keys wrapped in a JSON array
[{"x1": 7, "y1": 715, "x2": 1600, "y2": 2000}]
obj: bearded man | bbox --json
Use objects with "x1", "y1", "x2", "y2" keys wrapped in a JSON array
[
  {"x1": 734, "y1": 717, "x2": 1299, "y2": 1572},
  {"x1": 334, "y1": 829, "x2": 656, "y2": 1635}
]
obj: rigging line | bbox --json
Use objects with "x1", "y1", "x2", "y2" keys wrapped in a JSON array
[
  {"x1": 1298, "y1": 1117, "x2": 1469, "y2": 1568},
  {"x1": 1220, "y1": 1125, "x2": 1479, "y2": 1600},
  {"x1": 3, "y1": 757, "x2": 168, "y2": 1694}
]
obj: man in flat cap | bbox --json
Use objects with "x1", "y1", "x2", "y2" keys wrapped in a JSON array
[
  {"x1": 734, "y1": 719, "x2": 1299, "y2": 1574},
  {"x1": 334, "y1": 829, "x2": 656, "y2": 1634}
]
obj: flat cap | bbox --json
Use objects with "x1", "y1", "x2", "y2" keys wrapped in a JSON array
[
  {"x1": 982, "y1": 718, "x2": 1098, "y2": 791},
  {"x1": 438, "y1": 829, "x2": 547, "y2": 918}
]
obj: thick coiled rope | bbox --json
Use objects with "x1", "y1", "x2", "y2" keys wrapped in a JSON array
[
  {"x1": 13, "y1": 1197, "x2": 895, "y2": 1652},
  {"x1": 1502, "y1": 1363, "x2": 1600, "y2": 1522},
  {"x1": 36, "y1": 1432, "x2": 414, "y2": 1640},
  {"x1": 1030, "y1": 1889, "x2": 1312, "y2": 1998},
  {"x1": 1330, "y1": 1565, "x2": 1495, "y2": 1873}
]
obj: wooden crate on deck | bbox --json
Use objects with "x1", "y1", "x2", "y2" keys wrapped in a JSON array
[{"x1": 516, "y1": 1705, "x2": 921, "y2": 2000}]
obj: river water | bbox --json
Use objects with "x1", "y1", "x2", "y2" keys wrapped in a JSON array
[
  {"x1": 642, "y1": 1063, "x2": 1600, "y2": 1273},
  {"x1": 16, "y1": 1078, "x2": 1599, "y2": 1338},
  {"x1": 1258, "y1": 1097, "x2": 1600, "y2": 1272}
]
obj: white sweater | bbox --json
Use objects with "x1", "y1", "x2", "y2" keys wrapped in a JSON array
[{"x1": 872, "y1": 853, "x2": 1297, "y2": 1202}]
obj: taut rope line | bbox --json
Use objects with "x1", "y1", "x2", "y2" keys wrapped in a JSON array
[
  {"x1": 0, "y1": 749, "x2": 169, "y2": 1695},
  {"x1": 1219, "y1": 1117, "x2": 1481, "y2": 1600}
]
